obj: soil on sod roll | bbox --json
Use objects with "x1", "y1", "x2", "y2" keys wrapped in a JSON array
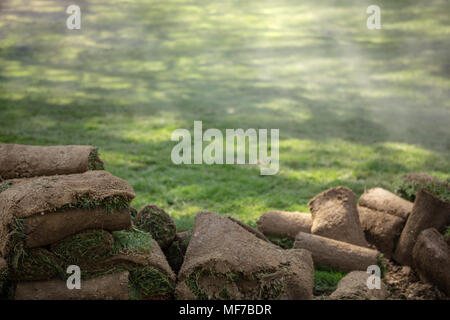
[
  {"x1": 358, "y1": 205, "x2": 404, "y2": 258},
  {"x1": 294, "y1": 232, "x2": 380, "y2": 273},
  {"x1": 394, "y1": 189, "x2": 450, "y2": 266},
  {"x1": 164, "y1": 231, "x2": 191, "y2": 275},
  {"x1": 257, "y1": 211, "x2": 312, "y2": 239},
  {"x1": 0, "y1": 144, "x2": 104, "y2": 180},
  {"x1": 412, "y1": 228, "x2": 450, "y2": 296},
  {"x1": 10, "y1": 248, "x2": 64, "y2": 281},
  {"x1": 329, "y1": 271, "x2": 388, "y2": 300},
  {"x1": 358, "y1": 187, "x2": 413, "y2": 221},
  {"x1": 134, "y1": 205, "x2": 176, "y2": 250},
  {"x1": 15, "y1": 271, "x2": 130, "y2": 300},
  {"x1": 308, "y1": 187, "x2": 368, "y2": 247},
  {"x1": 176, "y1": 212, "x2": 314, "y2": 300},
  {"x1": 0, "y1": 171, "x2": 135, "y2": 256}
]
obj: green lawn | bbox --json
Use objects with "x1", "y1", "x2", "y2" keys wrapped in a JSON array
[{"x1": 1, "y1": 0, "x2": 449, "y2": 232}]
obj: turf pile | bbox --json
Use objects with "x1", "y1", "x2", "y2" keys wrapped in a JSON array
[{"x1": 0, "y1": 145, "x2": 175, "y2": 300}]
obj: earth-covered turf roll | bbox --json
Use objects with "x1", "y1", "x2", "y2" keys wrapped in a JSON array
[
  {"x1": 294, "y1": 232, "x2": 380, "y2": 273},
  {"x1": 0, "y1": 171, "x2": 135, "y2": 256},
  {"x1": 176, "y1": 212, "x2": 314, "y2": 300},
  {"x1": 357, "y1": 205, "x2": 404, "y2": 258},
  {"x1": 394, "y1": 189, "x2": 450, "y2": 266},
  {"x1": 308, "y1": 187, "x2": 368, "y2": 247},
  {"x1": 135, "y1": 205, "x2": 176, "y2": 250},
  {"x1": 15, "y1": 271, "x2": 130, "y2": 300},
  {"x1": 412, "y1": 228, "x2": 450, "y2": 296},
  {"x1": 358, "y1": 187, "x2": 413, "y2": 221},
  {"x1": 0, "y1": 143, "x2": 104, "y2": 180},
  {"x1": 257, "y1": 211, "x2": 312, "y2": 239},
  {"x1": 10, "y1": 248, "x2": 64, "y2": 281}
]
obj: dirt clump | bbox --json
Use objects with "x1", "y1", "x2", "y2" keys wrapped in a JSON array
[{"x1": 384, "y1": 261, "x2": 447, "y2": 300}]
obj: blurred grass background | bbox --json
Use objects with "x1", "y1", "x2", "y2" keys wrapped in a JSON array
[{"x1": 0, "y1": 0, "x2": 449, "y2": 233}]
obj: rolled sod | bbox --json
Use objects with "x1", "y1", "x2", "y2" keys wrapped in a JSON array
[
  {"x1": 0, "y1": 143, "x2": 104, "y2": 180},
  {"x1": 15, "y1": 271, "x2": 130, "y2": 300},
  {"x1": 176, "y1": 212, "x2": 314, "y2": 300},
  {"x1": 86, "y1": 230, "x2": 176, "y2": 300},
  {"x1": 11, "y1": 229, "x2": 175, "y2": 300},
  {"x1": 359, "y1": 188, "x2": 413, "y2": 221},
  {"x1": 308, "y1": 187, "x2": 368, "y2": 247},
  {"x1": 50, "y1": 230, "x2": 114, "y2": 268},
  {"x1": 358, "y1": 205, "x2": 404, "y2": 258},
  {"x1": 10, "y1": 248, "x2": 64, "y2": 281},
  {"x1": 294, "y1": 232, "x2": 380, "y2": 273},
  {"x1": 0, "y1": 171, "x2": 135, "y2": 256},
  {"x1": 257, "y1": 211, "x2": 312, "y2": 239},
  {"x1": 23, "y1": 207, "x2": 131, "y2": 249},
  {"x1": 394, "y1": 189, "x2": 450, "y2": 266},
  {"x1": 412, "y1": 228, "x2": 450, "y2": 296},
  {"x1": 134, "y1": 205, "x2": 176, "y2": 250}
]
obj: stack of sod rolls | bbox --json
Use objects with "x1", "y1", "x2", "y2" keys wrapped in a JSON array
[{"x1": 0, "y1": 144, "x2": 175, "y2": 300}]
